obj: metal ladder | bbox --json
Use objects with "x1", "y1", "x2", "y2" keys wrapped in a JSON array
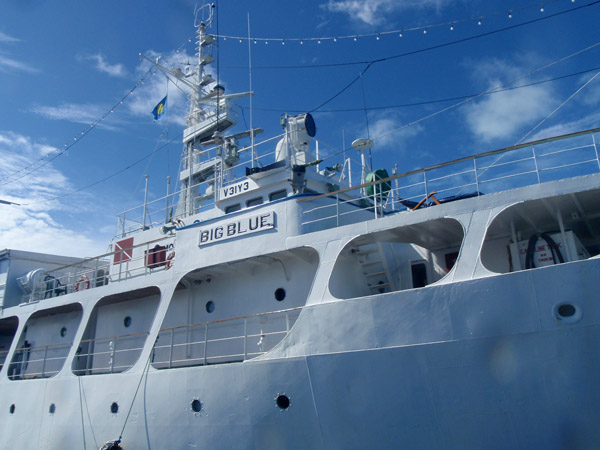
[{"x1": 351, "y1": 242, "x2": 396, "y2": 294}]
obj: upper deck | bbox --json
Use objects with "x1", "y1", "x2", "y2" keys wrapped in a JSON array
[{"x1": 1, "y1": 127, "x2": 599, "y2": 307}]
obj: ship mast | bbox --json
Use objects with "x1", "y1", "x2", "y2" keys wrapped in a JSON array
[{"x1": 141, "y1": 4, "x2": 254, "y2": 219}]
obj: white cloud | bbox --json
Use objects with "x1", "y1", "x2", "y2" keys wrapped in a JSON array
[
  {"x1": 577, "y1": 72, "x2": 600, "y2": 107},
  {"x1": 128, "y1": 49, "x2": 214, "y2": 126},
  {"x1": 81, "y1": 53, "x2": 128, "y2": 78},
  {"x1": 322, "y1": 0, "x2": 456, "y2": 26},
  {"x1": 0, "y1": 31, "x2": 20, "y2": 43},
  {"x1": 0, "y1": 30, "x2": 37, "y2": 73},
  {"x1": 0, "y1": 51, "x2": 37, "y2": 73},
  {"x1": 369, "y1": 112, "x2": 423, "y2": 150},
  {"x1": 463, "y1": 58, "x2": 557, "y2": 143},
  {"x1": 0, "y1": 131, "x2": 108, "y2": 257},
  {"x1": 30, "y1": 103, "x2": 104, "y2": 124}
]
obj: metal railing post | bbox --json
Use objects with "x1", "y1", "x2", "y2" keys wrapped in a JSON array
[
  {"x1": 593, "y1": 134, "x2": 600, "y2": 171},
  {"x1": 336, "y1": 194, "x2": 339, "y2": 227},
  {"x1": 532, "y1": 147, "x2": 541, "y2": 184},
  {"x1": 473, "y1": 159, "x2": 480, "y2": 195},
  {"x1": 243, "y1": 319, "x2": 248, "y2": 360},
  {"x1": 285, "y1": 311, "x2": 290, "y2": 333},
  {"x1": 169, "y1": 330, "x2": 174, "y2": 369},
  {"x1": 203, "y1": 324, "x2": 208, "y2": 366},
  {"x1": 109, "y1": 339, "x2": 116, "y2": 373},
  {"x1": 41, "y1": 346, "x2": 48, "y2": 377},
  {"x1": 165, "y1": 176, "x2": 171, "y2": 224},
  {"x1": 85, "y1": 342, "x2": 92, "y2": 375},
  {"x1": 143, "y1": 175, "x2": 149, "y2": 230}
]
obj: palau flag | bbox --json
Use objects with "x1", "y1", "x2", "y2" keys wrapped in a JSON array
[{"x1": 152, "y1": 95, "x2": 167, "y2": 120}]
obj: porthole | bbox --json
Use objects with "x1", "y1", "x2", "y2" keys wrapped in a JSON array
[
  {"x1": 275, "y1": 394, "x2": 290, "y2": 410},
  {"x1": 124, "y1": 316, "x2": 132, "y2": 328},
  {"x1": 111, "y1": 402, "x2": 119, "y2": 414},
  {"x1": 274, "y1": 288, "x2": 286, "y2": 302},
  {"x1": 60, "y1": 327, "x2": 67, "y2": 337},
  {"x1": 49, "y1": 403, "x2": 56, "y2": 414},
  {"x1": 9, "y1": 404, "x2": 15, "y2": 415},
  {"x1": 191, "y1": 399, "x2": 202, "y2": 413},
  {"x1": 554, "y1": 302, "x2": 582, "y2": 323},
  {"x1": 206, "y1": 301, "x2": 215, "y2": 313}
]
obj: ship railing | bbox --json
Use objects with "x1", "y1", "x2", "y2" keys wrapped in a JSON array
[
  {"x1": 114, "y1": 134, "x2": 285, "y2": 237},
  {"x1": 73, "y1": 331, "x2": 149, "y2": 376},
  {"x1": 0, "y1": 349, "x2": 8, "y2": 371},
  {"x1": 299, "y1": 128, "x2": 600, "y2": 229},
  {"x1": 152, "y1": 306, "x2": 302, "y2": 369},
  {"x1": 7, "y1": 341, "x2": 72, "y2": 380},
  {"x1": 29, "y1": 237, "x2": 176, "y2": 302},
  {"x1": 116, "y1": 178, "x2": 216, "y2": 238}
]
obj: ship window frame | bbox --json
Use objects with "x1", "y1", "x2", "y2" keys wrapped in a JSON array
[
  {"x1": 225, "y1": 203, "x2": 241, "y2": 214},
  {"x1": 269, "y1": 189, "x2": 287, "y2": 201},
  {"x1": 246, "y1": 197, "x2": 263, "y2": 207}
]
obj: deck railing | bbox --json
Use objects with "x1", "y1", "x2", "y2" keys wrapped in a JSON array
[
  {"x1": 66, "y1": 307, "x2": 302, "y2": 376},
  {"x1": 4, "y1": 307, "x2": 302, "y2": 378},
  {"x1": 7, "y1": 342, "x2": 72, "y2": 380},
  {"x1": 73, "y1": 331, "x2": 149, "y2": 376},
  {"x1": 152, "y1": 307, "x2": 302, "y2": 369},
  {"x1": 23, "y1": 237, "x2": 175, "y2": 303},
  {"x1": 299, "y1": 128, "x2": 600, "y2": 229}
]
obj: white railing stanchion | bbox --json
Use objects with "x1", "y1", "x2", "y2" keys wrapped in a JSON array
[
  {"x1": 203, "y1": 324, "x2": 208, "y2": 366},
  {"x1": 532, "y1": 147, "x2": 541, "y2": 184},
  {"x1": 41, "y1": 346, "x2": 48, "y2": 378},
  {"x1": 169, "y1": 329, "x2": 174, "y2": 369},
  {"x1": 243, "y1": 319, "x2": 248, "y2": 360},
  {"x1": 109, "y1": 339, "x2": 116, "y2": 373}
]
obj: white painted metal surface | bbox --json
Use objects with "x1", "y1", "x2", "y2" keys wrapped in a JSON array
[{"x1": 1, "y1": 8, "x2": 600, "y2": 450}]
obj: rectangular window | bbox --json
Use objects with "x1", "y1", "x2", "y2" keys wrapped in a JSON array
[
  {"x1": 225, "y1": 204, "x2": 241, "y2": 214},
  {"x1": 246, "y1": 197, "x2": 263, "y2": 207},
  {"x1": 269, "y1": 189, "x2": 287, "y2": 201}
]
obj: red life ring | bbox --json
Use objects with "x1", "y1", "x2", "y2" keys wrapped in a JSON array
[
  {"x1": 75, "y1": 274, "x2": 90, "y2": 291},
  {"x1": 165, "y1": 251, "x2": 175, "y2": 270}
]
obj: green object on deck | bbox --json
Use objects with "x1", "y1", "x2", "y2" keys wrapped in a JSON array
[{"x1": 366, "y1": 169, "x2": 391, "y2": 199}]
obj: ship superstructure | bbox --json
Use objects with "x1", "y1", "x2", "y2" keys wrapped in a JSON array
[{"x1": 1, "y1": 6, "x2": 600, "y2": 449}]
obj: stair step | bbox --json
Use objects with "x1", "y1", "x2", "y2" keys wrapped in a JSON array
[
  {"x1": 360, "y1": 260, "x2": 382, "y2": 267},
  {"x1": 368, "y1": 282, "x2": 390, "y2": 289},
  {"x1": 364, "y1": 271, "x2": 386, "y2": 277},
  {"x1": 351, "y1": 248, "x2": 377, "y2": 255}
]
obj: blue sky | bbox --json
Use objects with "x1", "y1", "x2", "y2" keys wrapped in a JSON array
[{"x1": 1, "y1": 0, "x2": 599, "y2": 257}]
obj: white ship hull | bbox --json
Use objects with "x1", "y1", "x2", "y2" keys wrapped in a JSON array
[{"x1": 1, "y1": 173, "x2": 599, "y2": 449}]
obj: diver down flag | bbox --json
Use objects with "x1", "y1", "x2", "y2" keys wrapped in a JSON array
[
  {"x1": 152, "y1": 95, "x2": 167, "y2": 120},
  {"x1": 113, "y1": 237, "x2": 134, "y2": 264}
]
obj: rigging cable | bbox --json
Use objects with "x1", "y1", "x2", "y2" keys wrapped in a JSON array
[
  {"x1": 19, "y1": 136, "x2": 179, "y2": 207},
  {"x1": 225, "y1": 0, "x2": 600, "y2": 71},
  {"x1": 306, "y1": 1, "x2": 600, "y2": 112},
  {"x1": 516, "y1": 69, "x2": 600, "y2": 144},
  {"x1": 245, "y1": 65, "x2": 600, "y2": 113},
  {"x1": 215, "y1": 0, "x2": 572, "y2": 44},
  {"x1": 0, "y1": 67, "x2": 156, "y2": 186},
  {"x1": 305, "y1": 40, "x2": 600, "y2": 167},
  {"x1": 125, "y1": 75, "x2": 171, "y2": 212},
  {"x1": 371, "y1": 41, "x2": 600, "y2": 145}
]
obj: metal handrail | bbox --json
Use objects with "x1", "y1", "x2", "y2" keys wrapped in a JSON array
[
  {"x1": 152, "y1": 306, "x2": 302, "y2": 369},
  {"x1": 7, "y1": 342, "x2": 72, "y2": 380},
  {"x1": 299, "y1": 128, "x2": 600, "y2": 228}
]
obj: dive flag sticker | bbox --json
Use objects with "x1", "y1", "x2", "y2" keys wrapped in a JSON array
[{"x1": 114, "y1": 237, "x2": 134, "y2": 264}]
